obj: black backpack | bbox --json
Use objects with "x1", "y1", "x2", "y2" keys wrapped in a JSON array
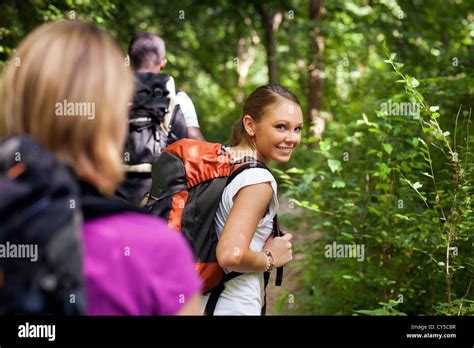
[
  {"x1": 0, "y1": 135, "x2": 85, "y2": 315},
  {"x1": 116, "y1": 72, "x2": 188, "y2": 206},
  {"x1": 143, "y1": 139, "x2": 283, "y2": 315}
]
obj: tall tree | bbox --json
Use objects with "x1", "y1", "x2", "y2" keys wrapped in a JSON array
[
  {"x1": 308, "y1": 0, "x2": 325, "y2": 138},
  {"x1": 257, "y1": 3, "x2": 282, "y2": 84},
  {"x1": 235, "y1": 9, "x2": 261, "y2": 103}
]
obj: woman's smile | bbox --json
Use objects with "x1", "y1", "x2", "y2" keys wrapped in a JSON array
[{"x1": 275, "y1": 145, "x2": 294, "y2": 154}]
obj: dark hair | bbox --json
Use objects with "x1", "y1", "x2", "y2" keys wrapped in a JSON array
[
  {"x1": 128, "y1": 32, "x2": 166, "y2": 70},
  {"x1": 228, "y1": 84, "x2": 301, "y2": 147}
]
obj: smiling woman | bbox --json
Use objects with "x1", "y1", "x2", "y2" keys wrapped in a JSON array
[{"x1": 204, "y1": 84, "x2": 304, "y2": 315}]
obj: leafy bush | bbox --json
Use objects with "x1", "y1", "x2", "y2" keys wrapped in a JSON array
[{"x1": 276, "y1": 53, "x2": 473, "y2": 316}]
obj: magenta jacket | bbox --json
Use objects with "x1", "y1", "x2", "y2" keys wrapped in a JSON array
[{"x1": 83, "y1": 212, "x2": 202, "y2": 315}]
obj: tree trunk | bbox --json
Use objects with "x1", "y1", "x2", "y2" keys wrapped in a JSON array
[
  {"x1": 308, "y1": 0, "x2": 325, "y2": 138},
  {"x1": 236, "y1": 10, "x2": 261, "y2": 103},
  {"x1": 257, "y1": 4, "x2": 282, "y2": 84}
]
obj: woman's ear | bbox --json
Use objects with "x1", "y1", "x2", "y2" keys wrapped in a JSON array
[{"x1": 242, "y1": 115, "x2": 256, "y2": 136}]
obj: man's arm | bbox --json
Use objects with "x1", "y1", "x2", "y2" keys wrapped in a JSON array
[
  {"x1": 176, "y1": 91, "x2": 206, "y2": 140},
  {"x1": 187, "y1": 127, "x2": 205, "y2": 141}
]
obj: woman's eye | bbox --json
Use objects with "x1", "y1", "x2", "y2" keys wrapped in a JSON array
[
  {"x1": 295, "y1": 127, "x2": 302, "y2": 133},
  {"x1": 276, "y1": 125, "x2": 286, "y2": 130}
]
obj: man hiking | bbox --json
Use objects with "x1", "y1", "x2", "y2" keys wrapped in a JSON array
[{"x1": 117, "y1": 32, "x2": 205, "y2": 205}]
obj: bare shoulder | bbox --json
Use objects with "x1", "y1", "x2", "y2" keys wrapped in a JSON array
[{"x1": 233, "y1": 182, "x2": 273, "y2": 207}]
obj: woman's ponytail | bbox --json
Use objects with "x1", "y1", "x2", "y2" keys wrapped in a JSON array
[{"x1": 228, "y1": 119, "x2": 245, "y2": 147}]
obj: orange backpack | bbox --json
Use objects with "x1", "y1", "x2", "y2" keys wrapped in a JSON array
[{"x1": 143, "y1": 139, "x2": 283, "y2": 314}]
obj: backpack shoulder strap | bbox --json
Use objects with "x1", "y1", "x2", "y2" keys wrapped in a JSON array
[
  {"x1": 204, "y1": 271, "x2": 241, "y2": 316},
  {"x1": 227, "y1": 158, "x2": 272, "y2": 184}
]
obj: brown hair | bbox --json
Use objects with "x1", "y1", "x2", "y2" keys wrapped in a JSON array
[
  {"x1": 128, "y1": 32, "x2": 166, "y2": 70},
  {"x1": 0, "y1": 20, "x2": 135, "y2": 195},
  {"x1": 228, "y1": 84, "x2": 301, "y2": 147}
]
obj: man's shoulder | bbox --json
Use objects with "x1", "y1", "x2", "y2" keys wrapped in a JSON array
[{"x1": 176, "y1": 90, "x2": 192, "y2": 103}]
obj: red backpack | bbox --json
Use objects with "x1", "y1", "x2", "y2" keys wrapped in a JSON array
[{"x1": 143, "y1": 138, "x2": 283, "y2": 315}]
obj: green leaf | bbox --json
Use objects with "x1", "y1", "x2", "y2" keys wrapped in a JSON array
[
  {"x1": 286, "y1": 167, "x2": 305, "y2": 174},
  {"x1": 387, "y1": 300, "x2": 400, "y2": 308},
  {"x1": 413, "y1": 182, "x2": 423, "y2": 189},
  {"x1": 394, "y1": 214, "x2": 411, "y2": 221},
  {"x1": 369, "y1": 127, "x2": 382, "y2": 134},
  {"x1": 340, "y1": 232, "x2": 355, "y2": 240},
  {"x1": 377, "y1": 162, "x2": 391, "y2": 176},
  {"x1": 328, "y1": 159, "x2": 342, "y2": 173},
  {"x1": 418, "y1": 137, "x2": 427, "y2": 145},
  {"x1": 332, "y1": 179, "x2": 346, "y2": 188},
  {"x1": 367, "y1": 149, "x2": 379, "y2": 155},
  {"x1": 354, "y1": 308, "x2": 391, "y2": 316},
  {"x1": 362, "y1": 113, "x2": 369, "y2": 124},
  {"x1": 382, "y1": 143, "x2": 393, "y2": 155},
  {"x1": 406, "y1": 75, "x2": 420, "y2": 88},
  {"x1": 429, "y1": 106, "x2": 439, "y2": 112},
  {"x1": 319, "y1": 139, "x2": 331, "y2": 155}
]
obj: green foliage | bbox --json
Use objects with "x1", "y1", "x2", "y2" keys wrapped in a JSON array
[
  {"x1": 278, "y1": 53, "x2": 473, "y2": 315},
  {"x1": 354, "y1": 300, "x2": 407, "y2": 316},
  {"x1": 1, "y1": 0, "x2": 472, "y2": 316}
]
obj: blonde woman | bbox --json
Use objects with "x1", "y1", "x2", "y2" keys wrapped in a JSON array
[{"x1": 0, "y1": 21, "x2": 202, "y2": 315}]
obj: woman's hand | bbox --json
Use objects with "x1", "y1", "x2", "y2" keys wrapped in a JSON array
[{"x1": 263, "y1": 233, "x2": 293, "y2": 268}]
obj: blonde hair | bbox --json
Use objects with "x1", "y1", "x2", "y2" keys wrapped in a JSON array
[{"x1": 0, "y1": 21, "x2": 134, "y2": 195}]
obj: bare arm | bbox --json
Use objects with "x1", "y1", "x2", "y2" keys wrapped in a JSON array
[
  {"x1": 216, "y1": 182, "x2": 292, "y2": 273},
  {"x1": 176, "y1": 293, "x2": 203, "y2": 315},
  {"x1": 187, "y1": 127, "x2": 205, "y2": 141}
]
